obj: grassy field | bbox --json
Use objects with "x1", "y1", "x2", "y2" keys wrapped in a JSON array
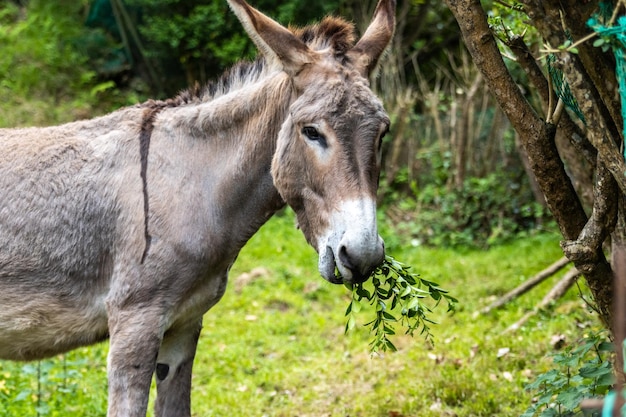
[{"x1": 0, "y1": 210, "x2": 604, "y2": 417}]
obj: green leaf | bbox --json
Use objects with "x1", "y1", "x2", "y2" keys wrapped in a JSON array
[
  {"x1": 520, "y1": 406, "x2": 537, "y2": 417},
  {"x1": 356, "y1": 286, "x2": 371, "y2": 300},
  {"x1": 345, "y1": 315, "x2": 356, "y2": 334},
  {"x1": 539, "y1": 407, "x2": 558, "y2": 417},
  {"x1": 400, "y1": 285, "x2": 413, "y2": 297},
  {"x1": 385, "y1": 339, "x2": 398, "y2": 352},
  {"x1": 383, "y1": 325, "x2": 396, "y2": 335},
  {"x1": 382, "y1": 311, "x2": 396, "y2": 321},
  {"x1": 445, "y1": 295, "x2": 459, "y2": 304},
  {"x1": 556, "y1": 387, "x2": 584, "y2": 411},
  {"x1": 552, "y1": 352, "x2": 579, "y2": 368},
  {"x1": 579, "y1": 362, "x2": 611, "y2": 378},
  {"x1": 343, "y1": 255, "x2": 457, "y2": 354},
  {"x1": 597, "y1": 341, "x2": 614, "y2": 352},
  {"x1": 596, "y1": 371, "x2": 615, "y2": 387},
  {"x1": 407, "y1": 297, "x2": 420, "y2": 311}
]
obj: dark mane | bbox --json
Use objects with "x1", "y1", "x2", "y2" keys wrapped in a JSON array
[
  {"x1": 291, "y1": 16, "x2": 357, "y2": 55},
  {"x1": 175, "y1": 58, "x2": 267, "y2": 105},
  {"x1": 153, "y1": 15, "x2": 357, "y2": 106}
]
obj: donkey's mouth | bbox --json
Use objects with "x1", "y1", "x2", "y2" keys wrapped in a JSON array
[{"x1": 319, "y1": 246, "x2": 344, "y2": 284}]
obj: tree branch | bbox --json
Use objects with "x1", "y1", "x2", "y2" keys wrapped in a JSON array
[
  {"x1": 481, "y1": 257, "x2": 571, "y2": 314},
  {"x1": 506, "y1": 267, "x2": 581, "y2": 332},
  {"x1": 505, "y1": 36, "x2": 596, "y2": 165},
  {"x1": 522, "y1": 0, "x2": 626, "y2": 193}
]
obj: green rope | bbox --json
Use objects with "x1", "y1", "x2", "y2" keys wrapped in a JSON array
[
  {"x1": 588, "y1": 12, "x2": 626, "y2": 158},
  {"x1": 598, "y1": 0, "x2": 615, "y2": 21},
  {"x1": 547, "y1": 53, "x2": 586, "y2": 123}
]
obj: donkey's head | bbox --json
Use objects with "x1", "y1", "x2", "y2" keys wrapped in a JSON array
[{"x1": 228, "y1": 0, "x2": 395, "y2": 285}]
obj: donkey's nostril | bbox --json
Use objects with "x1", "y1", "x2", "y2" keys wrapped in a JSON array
[
  {"x1": 338, "y1": 245, "x2": 370, "y2": 283},
  {"x1": 338, "y1": 245, "x2": 356, "y2": 271}
]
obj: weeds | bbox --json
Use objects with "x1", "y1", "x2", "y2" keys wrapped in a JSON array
[
  {"x1": 0, "y1": 347, "x2": 108, "y2": 417},
  {"x1": 522, "y1": 331, "x2": 614, "y2": 417}
]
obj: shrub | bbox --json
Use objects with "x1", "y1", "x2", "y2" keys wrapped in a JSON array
[
  {"x1": 0, "y1": 1, "x2": 128, "y2": 127},
  {"x1": 522, "y1": 332, "x2": 614, "y2": 417},
  {"x1": 383, "y1": 170, "x2": 547, "y2": 249}
]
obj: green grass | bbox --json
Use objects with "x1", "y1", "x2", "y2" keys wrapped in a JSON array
[{"x1": 0, "y1": 210, "x2": 603, "y2": 416}]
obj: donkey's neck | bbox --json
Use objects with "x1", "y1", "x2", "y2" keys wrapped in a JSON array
[{"x1": 154, "y1": 70, "x2": 293, "y2": 259}]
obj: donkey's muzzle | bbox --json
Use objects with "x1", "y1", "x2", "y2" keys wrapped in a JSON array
[
  {"x1": 319, "y1": 235, "x2": 384, "y2": 285},
  {"x1": 338, "y1": 240, "x2": 384, "y2": 284},
  {"x1": 317, "y1": 198, "x2": 385, "y2": 285}
]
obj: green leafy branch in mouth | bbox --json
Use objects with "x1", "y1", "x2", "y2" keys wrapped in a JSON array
[{"x1": 344, "y1": 255, "x2": 458, "y2": 353}]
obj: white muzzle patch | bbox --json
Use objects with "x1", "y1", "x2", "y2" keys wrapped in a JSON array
[{"x1": 317, "y1": 198, "x2": 384, "y2": 284}]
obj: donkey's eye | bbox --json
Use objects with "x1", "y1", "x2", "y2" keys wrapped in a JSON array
[
  {"x1": 302, "y1": 126, "x2": 322, "y2": 140},
  {"x1": 302, "y1": 126, "x2": 327, "y2": 147},
  {"x1": 378, "y1": 126, "x2": 390, "y2": 151}
]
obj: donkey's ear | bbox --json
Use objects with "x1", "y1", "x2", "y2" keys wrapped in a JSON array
[
  {"x1": 227, "y1": 0, "x2": 314, "y2": 73},
  {"x1": 348, "y1": 0, "x2": 396, "y2": 77}
]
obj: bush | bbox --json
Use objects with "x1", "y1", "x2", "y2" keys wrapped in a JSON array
[
  {"x1": 123, "y1": 0, "x2": 341, "y2": 95},
  {"x1": 0, "y1": 1, "x2": 132, "y2": 127},
  {"x1": 383, "y1": 170, "x2": 548, "y2": 249},
  {"x1": 522, "y1": 332, "x2": 613, "y2": 417}
]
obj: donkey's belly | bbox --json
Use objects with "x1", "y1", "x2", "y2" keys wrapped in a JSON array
[{"x1": 0, "y1": 290, "x2": 109, "y2": 361}]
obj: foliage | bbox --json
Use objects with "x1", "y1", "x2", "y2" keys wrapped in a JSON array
[
  {"x1": 123, "y1": 0, "x2": 340, "y2": 94},
  {"x1": 0, "y1": 1, "x2": 133, "y2": 127},
  {"x1": 385, "y1": 170, "x2": 547, "y2": 249},
  {"x1": 0, "y1": 1, "x2": 90, "y2": 99},
  {"x1": 522, "y1": 332, "x2": 614, "y2": 417},
  {"x1": 345, "y1": 256, "x2": 457, "y2": 353},
  {"x1": 0, "y1": 348, "x2": 107, "y2": 417}
]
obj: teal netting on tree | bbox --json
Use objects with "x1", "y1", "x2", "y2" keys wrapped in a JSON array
[
  {"x1": 546, "y1": 53, "x2": 586, "y2": 123},
  {"x1": 588, "y1": 11, "x2": 626, "y2": 159}
]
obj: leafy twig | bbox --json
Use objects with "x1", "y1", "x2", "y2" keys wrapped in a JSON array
[{"x1": 345, "y1": 255, "x2": 457, "y2": 353}]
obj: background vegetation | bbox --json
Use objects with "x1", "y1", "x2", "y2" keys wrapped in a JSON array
[
  {"x1": 0, "y1": 0, "x2": 620, "y2": 416},
  {"x1": 0, "y1": 0, "x2": 547, "y2": 248}
]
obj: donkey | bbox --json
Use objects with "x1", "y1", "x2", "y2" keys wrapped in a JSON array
[{"x1": 0, "y1": 0, "x2": 395, "y2": 415}]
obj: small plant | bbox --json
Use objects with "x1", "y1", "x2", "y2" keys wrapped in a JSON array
[
  {"x1": 345, "y1": 255, "x2": 457, "y2": 353},
  {"x1": 522, "y1": 331, "x2": 614, "y2": 417}
]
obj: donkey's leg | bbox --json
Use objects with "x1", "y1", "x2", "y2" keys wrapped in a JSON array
[
  {"x1": 106, "y1": 308, "x2": 163, "y2": 417},
  {"x1": 154, "y1": 319, "x2": 203, "y2": 417}
]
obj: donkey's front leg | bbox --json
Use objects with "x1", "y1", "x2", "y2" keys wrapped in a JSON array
[
  {"x1": 154, "y1": 320, "x2": 202, "y2": 417},
  {"x1": 106, "y1": 308, "x2": 163, "y2": 417}
]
